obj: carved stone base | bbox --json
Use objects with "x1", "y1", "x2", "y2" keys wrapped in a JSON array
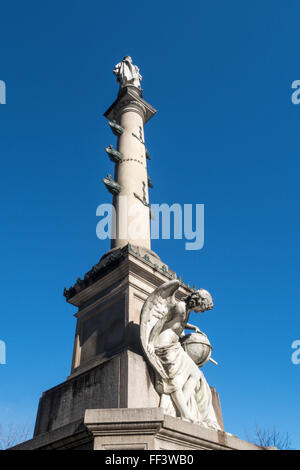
[
  {"x1": 31, "y1": 349, "x2": 223, "y2": 438},
  {"x1": 12, "y1": 247, "x2": 228, "y2": 450},
  {"x1": 11, "y1": 408, "x2": 260, "y2": 450},
  {"x1": 85, "y1": 408, "x2": 261, "y2": 451}
]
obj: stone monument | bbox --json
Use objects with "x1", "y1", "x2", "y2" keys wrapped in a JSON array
[{"x1": 12, "y1": 57, "x2": 261, "y2": 450}]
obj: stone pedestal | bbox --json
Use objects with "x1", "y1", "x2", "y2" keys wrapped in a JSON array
[
  {"x1": 85, "y1": 408, "x2": 260, "y2": 451},
  {"x1": 32, "y1": 349, "x2": 223, "y2": 438},
  {"x1": 12, "y1": 408, "x2": 260, "y2": 450},
  {"x1": 34, "y1": 245, "x2": 224, "y2": 435},
  {"x1": 11, "y1": 245, "x2": 233, "y2": 450},
  {"x1": 66, "y1": 244, "x2": 182, "y2": 378}
]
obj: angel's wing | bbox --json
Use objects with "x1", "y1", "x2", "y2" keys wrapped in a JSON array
[{"x1": 140, "y1": 280, "x2": 180, "y2": 380}]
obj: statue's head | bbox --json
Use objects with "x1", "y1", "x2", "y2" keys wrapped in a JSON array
[
  {"x1": 183, "y1": 289, "x2": 213, "y2": 313},
  {"x1": 123, "y1": 55, "x2": 132, "y2": 63}
]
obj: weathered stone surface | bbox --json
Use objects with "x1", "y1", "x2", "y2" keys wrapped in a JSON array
[
  {"x1": 68, "y1": 248, "x2": 195, "y2": 377},
  {"x1": 33, "y1": 350, "x2": 160, "y2": 436},
  {"x1": 10, "y1": 420, "x2": 93, "y2": 450},
  {"x1": 211, "y1": 387, "x2": 224, "y2": 430},
  {"x1": 33, "y1": 348, "x2": 223, "y2": 440},
  {"x1": 32, "y1": 250, "x2": 225, "y2": 440},
  {"x1": 34, "y1": 356, "x2": 120, "y2": 436},
  {"x1": 12, "y1": 407, "x2": 258, "y2": 451},
  {"x1": 84, "y1": 408, "x2": 261, "y2": 450}
]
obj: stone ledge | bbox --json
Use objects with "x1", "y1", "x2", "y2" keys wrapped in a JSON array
[
  {"x1": 63, "y1": 244, "x2": 193, "y2": 307},
  {"x1": 84, "y1": 408, "x2": 261, "y2": 451},
  {"x1": 9, "y1": 419, "x2": 91, "y2": 450},
  {"x1": 104, "y1": 86, "x2": 157, "y2": 124},
  {"x1": 10, "y1": 407, "x2": 263, "y2": 450}
]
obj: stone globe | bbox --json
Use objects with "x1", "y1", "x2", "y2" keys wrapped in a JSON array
[{"x1": 180, "y1": 332, "x2": 212, "y2": 367}]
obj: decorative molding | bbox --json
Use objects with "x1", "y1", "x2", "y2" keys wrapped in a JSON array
[
  {"x1": 104, "y1": 87, "x2": 157, "y2": 124},
  {"x1": 63, "y1": 245, "x2": 130, "y2": 301},
  {"x1": 119, "y1": 99, "x2": 146, "y2": 116},
  {"x1": 63, "y1": 244, "x2": 185, "y2": 302},
  {"x1": 109, "y1": 99, "x2": 147, "y2": 122}
]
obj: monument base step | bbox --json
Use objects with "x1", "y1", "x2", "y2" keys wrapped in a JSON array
[{"x1": 11, "y1": 408, "x2": 260, "y2": 450}]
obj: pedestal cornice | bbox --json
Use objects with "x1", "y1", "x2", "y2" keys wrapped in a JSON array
[
  {"x1": 104, "y1": 86, "x2": 157, "y2": 124},
  {"x1": 63, "y1": 244, "x2": 194, "y2": 308}
]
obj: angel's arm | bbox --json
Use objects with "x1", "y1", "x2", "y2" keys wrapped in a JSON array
[{"x1": 185, "y1": 323, "x2": 207, "y2": 336}]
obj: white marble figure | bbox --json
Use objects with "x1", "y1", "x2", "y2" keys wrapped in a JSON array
[
  {"x1": 113, "y1": 56, "x2": 142, "y2": 90},
  {"x1": 140, "y1": 280, "x2": 221, "y2": 430}
]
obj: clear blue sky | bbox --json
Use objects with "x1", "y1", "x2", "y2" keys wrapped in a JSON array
[{"x1": 0, "y1": 0, "x2": 299, "y2": 448}]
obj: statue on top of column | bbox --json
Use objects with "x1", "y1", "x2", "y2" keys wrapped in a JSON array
[{"x1": 113, "y1": 56, "x2": 142, "y2": 90}]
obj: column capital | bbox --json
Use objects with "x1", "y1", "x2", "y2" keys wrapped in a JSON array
[{"x1": 104, "y1": 86, "x2": 157, "y2": 124}]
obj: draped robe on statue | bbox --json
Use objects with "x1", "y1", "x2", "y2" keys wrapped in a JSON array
[
  {"x1": 154, "y1": 339, "x2": 220, "y2": 430},
  {"x1": 113, "y1": 57, "x2": 142, "y2": 89}
]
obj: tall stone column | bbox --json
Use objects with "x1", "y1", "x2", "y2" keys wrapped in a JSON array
[{"x1": 103, "y1": 66, "x2": 156, "y2": 252}]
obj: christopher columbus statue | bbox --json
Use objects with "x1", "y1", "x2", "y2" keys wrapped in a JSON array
[{"x1": 113, "y1": 56, "x2": 142, "y2": 90}]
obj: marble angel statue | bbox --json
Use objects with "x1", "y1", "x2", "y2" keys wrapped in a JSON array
[
  {"x1": 140, "y1": 279, "x2": 221, "y2": 430},
  {"x1": 113, "y1": 56, "x2": 142, "y2": 90}
]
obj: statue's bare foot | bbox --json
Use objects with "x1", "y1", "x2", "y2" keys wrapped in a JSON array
[{"x1": 181, "y1": 417, "x2": 194, "y2": 424}]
